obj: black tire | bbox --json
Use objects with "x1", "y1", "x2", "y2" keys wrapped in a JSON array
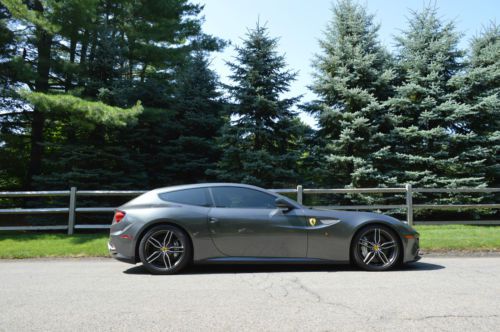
[
  {"x1": 351, "y1": 225, "x2": 401, "y2": 271},
  {"x1": 139, "y1": 224, "x2": 192, "y2": 275}
]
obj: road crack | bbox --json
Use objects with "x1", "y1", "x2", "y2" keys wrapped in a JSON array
[
  {"x1": 239, "y1": 273, "x2": 368, "y2": 319},
  {"x1": 406, "y1": 314, "x2": 500, "y2": 321}
]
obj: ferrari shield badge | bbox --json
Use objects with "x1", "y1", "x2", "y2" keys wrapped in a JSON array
[{"x1": 308, "y1": 217, "x2": 317, "y2": 226}]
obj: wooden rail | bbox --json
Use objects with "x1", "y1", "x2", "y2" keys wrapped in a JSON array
[{"x1": 1, "y1": 186, "x2": 499, "y2": 234}]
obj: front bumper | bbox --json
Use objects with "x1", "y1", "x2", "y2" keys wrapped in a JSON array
[{"x1": 403, "y1": 234, "x2": 421, "y2": 263}]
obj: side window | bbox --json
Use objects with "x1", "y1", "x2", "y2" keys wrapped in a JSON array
[
  {"x1": 211, "y1": 187, "x2": 276, "y2": 208},
  {"x1": 158, "y1": 188, "x2": 210, "y2": 207}
]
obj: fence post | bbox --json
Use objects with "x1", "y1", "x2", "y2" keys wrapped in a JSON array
[
  {"x1": 405, "y1": 183, "x2": 413, "y2": 226},
  {"x1": 68, "y1": 187, "x2": 77, "y2": 235},
  {"x1": 296, "y1": 185, "x2": 303, "y2": 205}
]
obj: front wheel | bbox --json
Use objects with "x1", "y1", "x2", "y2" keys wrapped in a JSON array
[
  {"x1": 139, "y1": 224, "x2": 192, "y2": 275},
  {"x1": 351, "y1": 225, "x2": 401, "y2": 271}
]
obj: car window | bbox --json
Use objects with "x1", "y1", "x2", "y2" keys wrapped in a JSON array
[
  {"x1": 158, "y1": 188, "x2": 210, "y2": 207},
  {"x1": 211, "y1": 187, "x2": 276, "y2": 208}
]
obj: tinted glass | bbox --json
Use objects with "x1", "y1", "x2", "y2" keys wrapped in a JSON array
[
  {"x1": 211, "y1": 187, "x2": 276, "y2": 208},
  {"x1": 158, "y1": 188, "x2": 210, "y2": 207}
]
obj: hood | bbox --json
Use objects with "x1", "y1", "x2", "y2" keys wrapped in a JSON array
[{"x1": 305, "y1": 207, "x2": 402, "y2": 224}]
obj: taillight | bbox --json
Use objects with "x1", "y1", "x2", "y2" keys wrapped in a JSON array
[{"x1": 114, "y1": 210, "x2": 126, "y2": 223}]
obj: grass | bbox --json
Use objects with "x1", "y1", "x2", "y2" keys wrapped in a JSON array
[
  {"x1": 0, "y1": 225, "x2": 499, "y2": 259},
  {"x1": 415, "y1": 225, "x2": 500, "y2": 251},
  {"x1": 0, "y1": 233, "x2": 109, "y2": 259}
]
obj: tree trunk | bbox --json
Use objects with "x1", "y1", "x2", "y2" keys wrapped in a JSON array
[
  {"x1": 65, "y1": 31, "x2": 78, "y2": 92},
  {"x1": 88, "y1": 28, "x2": 97, "y2": 71},
  {"x1": 25, "y1": 0, "x2": 53, "y2": 189},
  {"x1": 78, "y1": 29, "x2": 89, "y2": 87},
  {"x1": 140, "y1": 62, "x2": 147, "y2": 82}
]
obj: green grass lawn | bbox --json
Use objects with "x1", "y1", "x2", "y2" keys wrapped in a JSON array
[
  {"x1": 0, "y1": 225, "x2": 499, "y2": 258},
  {"x1": 0, "y1": 233, "x2": 109, "y2": 258},
  {"x1": 415, "y1": 225, "x2": 500, "y2": 251}
]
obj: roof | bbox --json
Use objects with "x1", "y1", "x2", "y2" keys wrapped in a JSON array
[{"x1": 152, "y1": 183, "x2": 268, "y2": 193}]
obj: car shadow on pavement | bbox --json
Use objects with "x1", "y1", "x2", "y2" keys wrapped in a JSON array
[
  {"x1": 395, "y1": 261, "x2": 445, "y2": 271},
  {"x1": 123, "y1": 261, "x2": 444, "y2": 275}
]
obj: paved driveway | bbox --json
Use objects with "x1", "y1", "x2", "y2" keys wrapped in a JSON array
[{"x1": 0, "y1": 257, "x2": 499, "y2": 331}]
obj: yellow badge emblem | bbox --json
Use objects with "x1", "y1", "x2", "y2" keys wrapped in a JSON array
[{"x1": 308, "y1": 218, "x2": 317, "y2": 226}]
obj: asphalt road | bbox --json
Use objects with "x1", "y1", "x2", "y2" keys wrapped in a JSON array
[{"x1": 0, "y1": 257, "x2": 499, "y2": 331}]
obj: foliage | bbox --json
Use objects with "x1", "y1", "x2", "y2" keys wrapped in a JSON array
[
  {"x1": 384, "y1": 7, "x2": 469, "y2": 188},
  {"x1": 22, "y1": 91, "x2": 143, "y2": 127},
  {"x1": 0, "y1": 0, "x2": 498, "y2": 222},
  {"x1": 161, "y1": 52, "x2": 225, "y2": 184},
  {"x1": 0, "y1": 0, "x2": 224, "y2": 190},
  {"x1": 449, "y1": 24, "x2": 500, "y2": 187},
  {"x1": 211, "y1": 23, "x2": 306, "y2": 188},
  {"x1": 1, "y1": 0, "x2": 60, "y2": 33},
  {"x1": 309, "y1": 0, "x2": 395, "y2": 193}
]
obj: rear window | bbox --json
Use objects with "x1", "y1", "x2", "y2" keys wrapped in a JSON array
[{"x1": 158, "y1": 188, "x2": 210, "y2": 207}]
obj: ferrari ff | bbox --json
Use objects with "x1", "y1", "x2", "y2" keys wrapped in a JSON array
[{"x1": 109, "y1": 183, "x2": 420, "y2": 274}]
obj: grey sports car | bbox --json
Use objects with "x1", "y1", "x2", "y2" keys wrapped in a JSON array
[{"x1": 109, "y1": 183, "x2": 420, "y2": 274}]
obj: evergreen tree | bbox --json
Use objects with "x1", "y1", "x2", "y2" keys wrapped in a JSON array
[
  {"x1": 0, "y1": 3, "x2": 26, "y2": 189},
  {"x1": 124, "y1": 51, "x2": 225, "y2": 187},
  {"x1": 384, "y1": 6, "x2": 486, "y2": 190},
  {"x1": 450, "y1": 24, "x2": 500, "y2": 187},
  {"x1": 0, "y1": 4, "x2": 14, "y2": 85},
  {"x1": 24, "y1": 93, "x2": 144, "y2": 189},
  {"x1": 211, "y1": 23, "x2": 304, "y2": 188},
  {"x1": 1, "y1": 0, "x2": 60, "y2": 188},
  {"x1": 0, "y1": 0, "x2": 223, "y2": 190},
  {"x1": 309, "y1": 0, "x2": 395, "y2": 190},
  {"x1": 164, "y1": 52, "x2": 224, "y2": 184}
]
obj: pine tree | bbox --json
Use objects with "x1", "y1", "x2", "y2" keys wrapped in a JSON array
[
  {"x1": 0, "y1": 4, "x2": 14, "y2": 84},
  {"x1": 24, "y1": 93, "x2": 144, "y2": 189},
  {"x1": 211, "y1": 23, "x2": 304, "y2": 188},
  {"x1": 309, "y1": 0, "x2": 395, "y2": 190},
  {"x1": 0, "y1": 0, "x2": 223, "y2": 190},
  {"x1": 384, "y1": 6, "x2": 486, "y2": 190},
  {"x1": 0, "y1": 3, "x2": 27, "y2": 189},
  {"x1": 450, "y1": 24, "x2": 500, "y2": 187},
  {"x1": 139, "y1": 51, "x2": 225, "y2": 186}
]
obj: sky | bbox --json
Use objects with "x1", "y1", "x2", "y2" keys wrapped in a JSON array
[{"x1": 194, "y1": 0, "x2": 499, "y2": 127}]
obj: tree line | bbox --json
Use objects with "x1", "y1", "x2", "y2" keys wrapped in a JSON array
[{"x1": 0, "y1": 0, "x2": 498, "y2": 202}]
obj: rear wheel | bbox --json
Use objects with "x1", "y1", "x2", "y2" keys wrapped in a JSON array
[
  {"x1": 352, "y1": 225, "x2": 401, "y2": 271},
  {"x1": 139, "y1": 224, "x2": 192, "y2": 275}
]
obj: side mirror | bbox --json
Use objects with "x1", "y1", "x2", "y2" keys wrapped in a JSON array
[{"x1": 275, "y1": 197, "x2": 295, "y2": 211}]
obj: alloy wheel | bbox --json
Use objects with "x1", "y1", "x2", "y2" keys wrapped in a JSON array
[
  {"x1": 143, "y1": 229, "x2": 185, "y2": 271},
  {"x1": 355, "y1": 227, "x2": 400, "y2": 270}
]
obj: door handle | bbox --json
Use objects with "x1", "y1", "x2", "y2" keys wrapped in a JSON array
[{"x1": 209, "y1": 217, "x2": 219, "y2": 224}]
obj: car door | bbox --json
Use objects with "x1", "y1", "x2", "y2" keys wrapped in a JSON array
[{"x1": 207, "y1": 186, "x2": 307, "y2": 258}]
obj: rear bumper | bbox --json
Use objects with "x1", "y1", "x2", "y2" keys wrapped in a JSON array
[
  {"x1": 108, "y1": 216, "x2": 139, "y2": 264},
  {"x1": 108, "y1": 240, "x2": 136, "y2": 264}
]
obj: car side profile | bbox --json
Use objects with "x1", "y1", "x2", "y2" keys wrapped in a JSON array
[{"x1": 109, "y1": 183, "x2": 420, "y2": 274}]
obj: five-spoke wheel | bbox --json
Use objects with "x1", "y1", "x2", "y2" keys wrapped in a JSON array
[
  {"x1": 139, "y1": 225, "x2": 192, "y2": 274},
  {"x1": 352, "y1": 225, "x2": 401, "y2": 271}
]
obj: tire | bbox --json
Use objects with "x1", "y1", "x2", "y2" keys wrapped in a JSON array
[
  {"x1": 139, "y1": 224, "x2": 192, "y2": 275},
  {"x1": 351, "y1": 225, "x2": 401, "y2": 271}
]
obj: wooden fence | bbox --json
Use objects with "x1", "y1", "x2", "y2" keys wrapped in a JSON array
[{"x1": 0, "y1": 185, "x2": 499, "y2": 234}]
